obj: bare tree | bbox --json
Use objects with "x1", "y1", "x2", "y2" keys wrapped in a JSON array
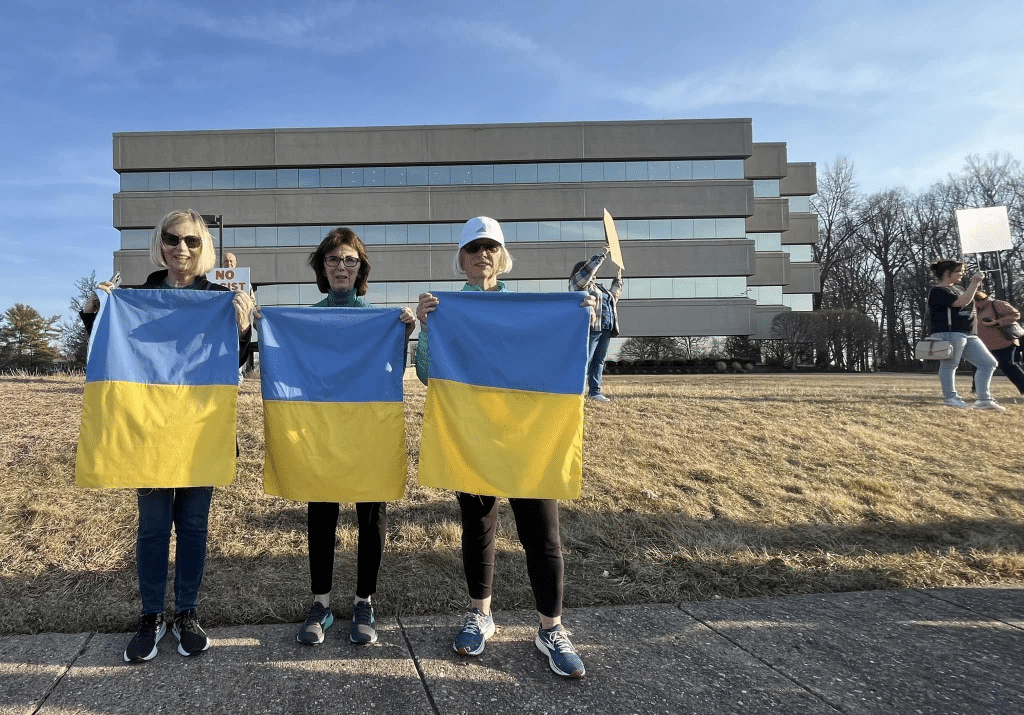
[
  {"x1": 854, "y1": 189, "x2": 916, "y2": 369},
  {"x1": 810, "y1": 157, "x2": 867, "y2": 311},
  {"x1": 770, "y1": 312, "x2": 825, "y2": 370},
  {"x1": 618, "y1": 337, "x2": 682, "y2": 362}
]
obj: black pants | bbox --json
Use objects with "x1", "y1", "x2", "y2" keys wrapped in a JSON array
[
  {"x1": 991, "y1": 345, "x2": 1024, "y2": 394},
  {"x1": 307, "y1": 501, "x2": 386, "y2": 598},
  {"x1": 457, "y1": 493, "x2": 564, "y2": 618},
  {"x1": 971, "y1": 345, "x2": 1024, "y2": 395}
]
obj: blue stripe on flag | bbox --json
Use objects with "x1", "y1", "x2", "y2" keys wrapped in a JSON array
[
  {"x1": 258, "y1": 307, "x2": 405, "y2": 403},
  {"x1": 85, "y1": 290, "x2": 239, "y2": 386},
  {"x1": 427, "y1": 291, "x2": 589, "y2": 395}
]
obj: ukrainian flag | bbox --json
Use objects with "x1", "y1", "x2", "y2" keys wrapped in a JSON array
[
  {"x1": 418, "y1": 292, "x2": 589, "y2": 499},
  {"x1": 259, "y1": 307, "x2": 407, "y2": 503},
  {"x1": 75, "y1": 290, "x2": 240, "y2": 489}
]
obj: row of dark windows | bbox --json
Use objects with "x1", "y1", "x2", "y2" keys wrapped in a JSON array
[{"x1": 119, "y1": 159, "x2": 750, "y2": 192}]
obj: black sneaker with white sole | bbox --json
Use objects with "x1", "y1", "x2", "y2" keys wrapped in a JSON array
[
  {"x1": 172, "y1": 610, "x2": 210, "y2": 656},
  {"x1": 123, "y1": 612, "x2": 166, "y2": 663}
]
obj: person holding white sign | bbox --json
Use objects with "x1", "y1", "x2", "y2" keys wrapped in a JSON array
[{"x1": 926, "y1": 259, "x2": 1004, "y2": 411}]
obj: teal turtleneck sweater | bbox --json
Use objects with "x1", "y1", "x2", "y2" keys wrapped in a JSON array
[{"x1": 311, "y1": 288, "x2": 370, "y2": 308}]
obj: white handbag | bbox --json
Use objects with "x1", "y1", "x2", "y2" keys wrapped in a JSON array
[{"x1": 915, "y1": 308, "x2": 954, "y2": 361}]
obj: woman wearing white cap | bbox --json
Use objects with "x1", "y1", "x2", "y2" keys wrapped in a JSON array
[{"x1": 415, "y1": 216, "x2": 590, "y2": 679}]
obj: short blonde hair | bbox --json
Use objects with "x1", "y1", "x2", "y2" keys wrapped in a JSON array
[
  {"x1": 452, "y1": 245, "x2": 514, "y2": 277},
  {"x1": 150, "y1": 209, "x2": 216, "y2": 275}
]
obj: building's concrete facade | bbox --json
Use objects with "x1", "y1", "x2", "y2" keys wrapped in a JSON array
[{"x1": 111, "y1": 119, "x2": 819, "y2": 340}]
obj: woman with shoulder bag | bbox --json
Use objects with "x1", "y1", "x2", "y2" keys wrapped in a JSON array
[
  {"x1": 926, "y1": 259, "x2": 1004, "y2": 411},
  {"x1": 973, "y1": 290, "x2": 1024, "y2": 399}
]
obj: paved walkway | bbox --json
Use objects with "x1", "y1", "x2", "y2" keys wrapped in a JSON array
[{"x1": 2, "y1": 586, "x2": 1022, "y2": 715}]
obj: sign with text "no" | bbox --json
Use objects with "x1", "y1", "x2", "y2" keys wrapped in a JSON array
[{"x1": 206, "y1": 267, "x2": 252, "y2": 294}]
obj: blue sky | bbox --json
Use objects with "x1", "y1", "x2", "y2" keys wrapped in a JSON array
[{"x1": 1, "y1": 0, "x2": 1021, "y2": 323}]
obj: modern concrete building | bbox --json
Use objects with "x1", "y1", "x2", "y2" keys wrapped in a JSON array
[{"x1": 111, "y1": 119, "x2": 819, "y2": 342}]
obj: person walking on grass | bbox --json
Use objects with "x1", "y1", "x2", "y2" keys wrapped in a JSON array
[
  {"x1": 926, "y1": 258, "x2": 1004, "y2": 411},
  {"x1": 569, "y1": 246, "x2": 623, "y2": 402},
  {"x1": 415, "y1": 216, "x2": 594, "y2": 679},
  {"x1": 287, "y1": 227, "x2": 416, "y2": 647},
  {"x1": 973, "y1": 290, "x2": 1024, "y2": 401},
  {"x1": 81, "y1": 209, "x2": 254, "y2": 662}
]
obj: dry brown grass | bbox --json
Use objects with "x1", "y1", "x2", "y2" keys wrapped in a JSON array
[{"x1": 1, "y1": 371, "x2": 1022, "y2": 635}]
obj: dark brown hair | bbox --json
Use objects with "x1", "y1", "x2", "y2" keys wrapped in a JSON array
[
  {"x1": 929, "y1": 258, "x2": 965, "y2": 281},
  {"x1": 308, "y1": 227, "x2": 371, "y2": 296}
]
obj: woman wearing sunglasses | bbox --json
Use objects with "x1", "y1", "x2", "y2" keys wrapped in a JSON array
[
  {"x1": 81, "y1": 209, "x2": 254, "y2": 663},
  {"x1": 414, "y1": 216, "x2": 591, "y2": 679},
  {"x1": 291, "y1": 227, "x2": 416, "y2": 648}
]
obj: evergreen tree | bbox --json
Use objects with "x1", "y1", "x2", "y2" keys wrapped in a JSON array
[{"x1": 0, "y1": 304, "x2": 61, "y2": 372}]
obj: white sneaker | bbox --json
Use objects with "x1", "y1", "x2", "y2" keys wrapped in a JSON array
[
  {"x1": 972, "y1": 399, "x2": 1006, "y2": 412},
  {"x1": 944, "y1": 396, "x2": 969, "y2": 408},
  {"x1": 588, "y1": 394, "x2": 611, "y2": 402}
]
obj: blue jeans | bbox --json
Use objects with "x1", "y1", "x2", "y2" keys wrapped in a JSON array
[
  {"x1": 933, "y1": 332, "x2": 998, "y2": 401},
  {"x1": 136, "y1": 487, "x2": 214, "y2": 614},
  {"x1": 586, "y1": 329, "x2": 612, "y2": 396}
]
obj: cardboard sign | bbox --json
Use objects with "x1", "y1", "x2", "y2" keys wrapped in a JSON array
[
  {"x1": 603, "y1": 209, "x2": 625, "y2": 269},
  {"x1": 956, "y1": 206, "x2": 1012, "y2": 254},
  {"x1": 206, "y1": 267, "x2": 252, "y2": 294}
]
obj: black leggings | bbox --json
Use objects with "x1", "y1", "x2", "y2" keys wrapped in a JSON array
[
  {"x1": 307, "y1": 501, "x2": 386, "y2": 599},
  {"x1": 457, "y1": 493, "x2": 564, "y2": 618}
]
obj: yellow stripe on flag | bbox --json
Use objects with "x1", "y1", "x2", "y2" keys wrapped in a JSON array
[
  {"x1": 419, "y1": 378, "x2": 583, "y2": 499},
  {"x1": 263, "y1": 400, "x2": 407, "y2": 502},
  {"x1": 75, "y1": 381, "x2": 237, "y2": 488}
]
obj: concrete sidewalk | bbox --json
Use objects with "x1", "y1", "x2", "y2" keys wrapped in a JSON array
[{"x1": 2, "y1": 586, "x2": 1022, "y2": 715}]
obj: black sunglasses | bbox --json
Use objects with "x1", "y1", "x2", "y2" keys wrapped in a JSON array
[
  {"x1": 161, "y1": 231, "x2": 202, "y2": 249},
  {"x1": 463, "y1": 241, "x2": 501, "y2": 254}
]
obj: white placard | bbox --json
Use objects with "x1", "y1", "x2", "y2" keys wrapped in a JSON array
[
  {"x1": 206, "y1": 267, "x2": 251, "y2": 293},
  {"x1": 956, "y1": 206, "x2": 1012, "y2": 254}
]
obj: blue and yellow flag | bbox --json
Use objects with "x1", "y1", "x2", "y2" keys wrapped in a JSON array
[
  {"x1": 418, "y1": 292, "x2": 589, "y2": 499},
  {"x1": 259, "y1": 307, "x2": 407, "y2": 503},
  {"x1": 75, "y1": 290, "x2": 239, "y2": 489}
]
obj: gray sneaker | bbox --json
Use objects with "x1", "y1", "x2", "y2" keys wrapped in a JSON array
[
  {"x1": 296, "y1": 601, "x2": 334, "y2": 645},
  {"x1": 944, "y1": 396, "x2": 969, "y2": 408},
  {"x1": 350, "y1": 600, "x2": 378, "y2": 645},
  {"x1": 588, "y1": 393, "x2": 611, "y2": 402}
]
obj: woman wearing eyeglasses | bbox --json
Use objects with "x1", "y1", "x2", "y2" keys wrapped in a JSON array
[
  {"x1": 292, "y1": 227, "x2": 416, "y2": 648},
  {"x1": 414, "y1": 217, "x2": 590, "y2": 679},
  {"x1": 81, "y1": 209, "x2": 254, "y2": 663}
]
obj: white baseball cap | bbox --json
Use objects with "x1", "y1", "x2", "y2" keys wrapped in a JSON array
[{"x1": 458, "y1": 216, "x2": 505, "y2": 251}]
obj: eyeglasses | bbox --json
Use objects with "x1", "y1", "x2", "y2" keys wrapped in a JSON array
[
  {"x1": 463, "y1": 241, "x2": 501, "y2": 254},
  {"x1": 161, "y1": 232, "x2": 202, "y2": 249},
  {"x1": 325, "y1": 255, "x2": 361, "y2": 268}
]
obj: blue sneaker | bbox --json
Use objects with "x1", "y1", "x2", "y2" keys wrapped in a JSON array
[
  {"x1": 453, "y1": 608, "x2": 495, "y2": 656},
  {"x1": 296, "y1": 601, "x2": 334, "y2": 645},
  {"x1": 350, "y1": 600, "x2": 378, "y2": 645},
  {"x1": 536, "y1": 624, "x2": 585, "y2": 678}
]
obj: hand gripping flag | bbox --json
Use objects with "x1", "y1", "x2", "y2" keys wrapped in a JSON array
[
  {"x1": 418, "y1": 292, "x2": 589, "y2": 499},
  {"x1": 259, "y1": 307, "x2": 407, "y2": 503},
  {"x1": 75, "y1": 290, "x2": 240, "y2": 489}
]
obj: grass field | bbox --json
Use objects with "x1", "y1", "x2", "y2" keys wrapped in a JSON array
[{"x1": 1, "y1": 372, "x2": 1022, "y2": 635}]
